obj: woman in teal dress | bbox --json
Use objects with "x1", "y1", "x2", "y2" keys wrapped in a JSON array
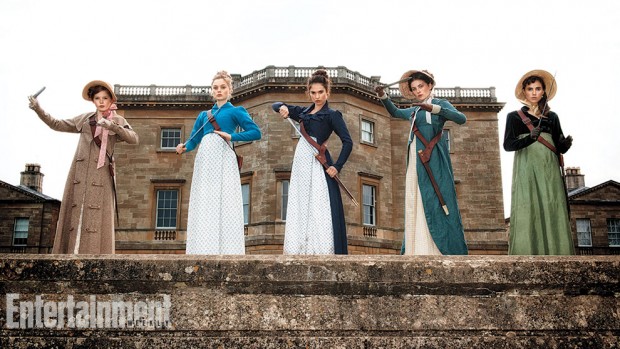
[
  {"x1": 504, "y1": 69, "x2": 574, "y2": 255},
  {"x1": 375, "y1": 70, "x2": 468, "y2": 255}
]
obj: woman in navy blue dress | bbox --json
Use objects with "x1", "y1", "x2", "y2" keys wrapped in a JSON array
[{"x1": 272, "y1": 69, "x2": 352, "y2": 254}]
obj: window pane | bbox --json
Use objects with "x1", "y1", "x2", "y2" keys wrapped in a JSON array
[
  {"x1": 442, "y1": 129, "x2": 451, "y2": 152},
  {"x1": 156, "y1": 190, "x2": 178, "y2": 229},
  {"x1": 576, "y1": 218, "x2": 592, "y2": 247},
  {"x1": 13, "y1": 218, "x2": 29, "y2": 246},
  {"x1": 361, "y1": 120, "x2": 374, "y2": 143},
  {"x1": 608, "y1": 218, "x2": 620, "y2": 247},
  {"x1": 161, "y1": 128, "x2": 181, "y2": 149},
  {"x1": 281, "y1": 180, "x2": 289, "y2": 221},
  {"x1": 362, "y1": 184, "x2": 376, "y2": 226},
  {"x1": 242, "y1": 184, "x2": 250, "y2": 225}
]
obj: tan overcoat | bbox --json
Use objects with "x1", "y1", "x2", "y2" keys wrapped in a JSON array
[{"x1": 35, "y1": 109, "x2": 139, "y2": 254}]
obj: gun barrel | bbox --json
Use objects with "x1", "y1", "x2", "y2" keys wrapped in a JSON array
[{"x1": 32, "y1": 86, "x2": 46, "y2": 98}]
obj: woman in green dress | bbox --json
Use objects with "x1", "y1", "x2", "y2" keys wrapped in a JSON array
[{"x1": 503, "y1": 69, "x2": 574, "y2": 255}]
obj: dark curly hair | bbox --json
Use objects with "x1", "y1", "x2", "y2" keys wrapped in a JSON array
[
  {"x1": 307, "y1": 69, "x2": 331, "y2": 94},
  {"x1": 87, "y1": 85, "x2": 113, "y2": 101},
  {"x1": 408, "y1": 71, "x2": 435, "y2": 91},
  {"x1": 522, "y1": 75, "x2": 550, "y2": 115}
]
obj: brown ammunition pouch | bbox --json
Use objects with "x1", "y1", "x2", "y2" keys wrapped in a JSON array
[{"x1": 412, "y1": 124, "x2": 449, "y2": 215}]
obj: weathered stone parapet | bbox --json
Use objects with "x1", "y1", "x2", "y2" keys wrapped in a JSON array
[
  {"x1": 2, "y1": 255, "x2": 618, "y2": 348},
  {"x1": 114, "y1": 65, "x2": 503, "y2": 109}
]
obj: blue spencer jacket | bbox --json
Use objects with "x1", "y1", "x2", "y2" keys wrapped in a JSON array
[{"x1": 185, "y1": 101, "x2": 261, "y2": 152}]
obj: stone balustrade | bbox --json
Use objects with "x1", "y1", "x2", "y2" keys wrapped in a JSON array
[{"x1": 114, "y1": 65, "x2": 497, "y2": 104}]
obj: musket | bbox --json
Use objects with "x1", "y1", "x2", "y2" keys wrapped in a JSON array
[
  {"x1": 536, "y1": 71, "x2": 556, "y2": 128},
  {"x1": 532, "y1": 72, "x2": 570, "y2": 213},
  {"x1": 32, "y1": 86, "x2": 46, "y2": 98},
  {"x1": 286, "y1": 117, "x2": 359, "y2": 207},
  {"x1": 381, "y1": 77, "x2": 411, "y2": 88},
  {"x1": 374, "y1": 77, "x2": 411, "y2": 95}
]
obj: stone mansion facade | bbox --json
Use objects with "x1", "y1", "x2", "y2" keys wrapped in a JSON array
[{"x1": 111, "y1": 66, "x2": 507, "y2": 254}]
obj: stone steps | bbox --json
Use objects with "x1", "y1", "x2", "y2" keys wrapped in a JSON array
[{"x1": 1, "y1": 255, "x2": 619, "y2": 348}]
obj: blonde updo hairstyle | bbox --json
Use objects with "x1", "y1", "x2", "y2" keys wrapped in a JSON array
[
  {"x1": 306, "y1": 69, "x2": 331, "y2": 96},
  {"x1": 212, "y1": 70, "x2": 234, "y2": 100}
]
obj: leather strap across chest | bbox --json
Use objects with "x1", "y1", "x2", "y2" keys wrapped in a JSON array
[
  {"x1": 89, "y1": 115, "x2": 103, "y2": 148},
  {"x1": 516, "y1": 109, "x2": 565, "y2": 170},
  {"x1": 516, "y1": 109, "x2": 558, "y2": 154},
  {"x1": 299, "y1": 121, "x2": 327, "y2": 164},
  {"x1": 516, "y1": 109, "x2": 568, "y2": 212},
  {"x1": 207, "y1": 110, "x2": 243, "y2": 170},
  {"x1": 412, "y1": 124, "x2": 449, "y2": 215},
  {"x1": 412, "y1": 124, "x2": 444, "y2": 162}
]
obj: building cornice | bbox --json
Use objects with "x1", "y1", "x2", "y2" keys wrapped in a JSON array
[{"x1": 115, "y1": 65, "x2": 505, "y2": 112}]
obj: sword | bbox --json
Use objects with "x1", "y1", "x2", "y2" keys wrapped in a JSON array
[
  {"x1": 287, "y1": 118, "x2": 359, "y2": 207},
  {"x1": 32, "y1": 86, "x2": 46, "y2": 98}
]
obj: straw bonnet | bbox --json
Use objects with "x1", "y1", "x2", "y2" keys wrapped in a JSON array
[
  {"x1": 398, "y1": 70, "x2": 435, "y2": 100},
  {"x1": 515, "y1": 70, "x2": 556, "y2": 102},
  {"x1": 82, "y1": 80, "x2": 117, "y2": 102}
]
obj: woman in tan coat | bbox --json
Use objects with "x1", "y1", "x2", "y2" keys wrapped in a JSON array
[{"x1": 28, "y1": 80, "x2": 139, "y2": 254}]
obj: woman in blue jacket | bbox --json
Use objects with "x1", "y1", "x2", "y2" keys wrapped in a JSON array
[
  {"x1": 177, "y1": 71, "x2": 261, "y2": 254},
  {"x1": 375, "y1": 70, "x2": 468, "y2": 255},
  {"x1": 272, "y1": 69, "x2": 352, "y2": 254}
]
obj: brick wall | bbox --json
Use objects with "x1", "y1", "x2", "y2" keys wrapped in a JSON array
[{"x1": 0, "y1": 185, "x2": 59, "y2": 253}]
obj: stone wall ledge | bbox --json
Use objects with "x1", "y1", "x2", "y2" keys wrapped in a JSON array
[
  {"x1": 3, "y1": 332, "x2": 620, "y2": 349},
  {"x1": 1, "y1": 255, "x2": 619, "y2": 348}
]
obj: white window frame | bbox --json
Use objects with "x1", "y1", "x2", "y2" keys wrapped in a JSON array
[
  {"x1": 576, "y1": 218, "x2": 592, "y2": 247},
  {"x1": 241, "y1": 183, "x2": 250, "y2": 225},
  {"x1": 160, "y1": 128, "x2": 181, "y2": 149},
  {"x1": 361, "y1": 118, "x2": 375, "y2": 145},
  {"x1": 607, "y1": 218, "x2": 620, "y2": 247},
  {"x1": 442, "y1": 129, "x2": 451, "y2": 152},
  {"x1": 156, "y1": 189, "x2": 178, "y2": 229},
  {"x1": 13, "y1": 218, "x2": 29, "y2": 246},
  {"x1": 281, "y1": 180, "x2": 290, "y2": 221},
  {"x1": 362, "y1": 184, "x2": 376, "y2": 226}
]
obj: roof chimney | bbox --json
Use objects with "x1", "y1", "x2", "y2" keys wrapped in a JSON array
[
  {"x1": 20, "y1": 163, "x2": 44, "y2": 193},
  {"x1": 565, "y1": 167, "x2": 585, "y2": 191}
]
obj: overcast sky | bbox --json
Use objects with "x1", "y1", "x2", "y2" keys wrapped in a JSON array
[{"x1": 1, "y1": 0, "x2": 619, "y2": 218}]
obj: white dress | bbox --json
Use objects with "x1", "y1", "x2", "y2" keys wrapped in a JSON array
[
  {"x1": 186, "y1": 133, "x2": 245, "y2": 254},
  {"x1": 283, "y1": 137, "x2": 334, "y2": 254},
  {"x1": 403, "y1": 137, "x2": 442, "y2": 255}
]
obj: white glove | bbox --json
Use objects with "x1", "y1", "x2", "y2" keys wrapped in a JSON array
[{"x1": 97, "y1": 118, "x2": 113, "y2": 129}]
